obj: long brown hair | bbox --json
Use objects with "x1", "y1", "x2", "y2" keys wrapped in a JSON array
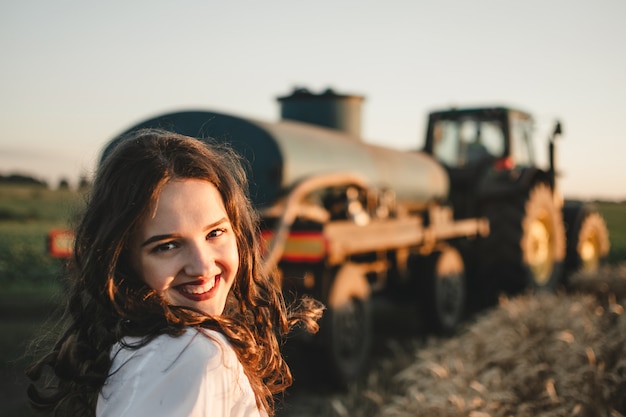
[{"x1": 26, "y1": 129, "x2": 322, "y2": 416}]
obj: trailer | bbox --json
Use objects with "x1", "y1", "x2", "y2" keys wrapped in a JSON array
[
  {"x1": 50, "y1": 87, "x2": 609, "y2": 385},
  {"x1": 93, "y1": 88, "x2": 489, "y2": 384}
]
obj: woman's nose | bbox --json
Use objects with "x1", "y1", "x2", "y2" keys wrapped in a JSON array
[{"x1": 184, "y1": 243, "x2": 216, "y2": 277}]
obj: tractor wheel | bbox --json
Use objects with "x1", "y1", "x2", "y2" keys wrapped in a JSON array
[
  {"x1": 417, "y1": 246, "x2": 467, "y2": 334},
  {"x1": 321, "y1": 263, "x2": 372, "y2": 387},
  {"x1": 563, "y1": 205, "x2": 610, "y2": 278},
  {"x1": 480, "y1": 183, "x2": 566, "y2": 294}
]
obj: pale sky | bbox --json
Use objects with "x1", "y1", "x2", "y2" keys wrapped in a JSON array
[{"x1": 1, "y1": 0, "x2": 624, "y2": 200}]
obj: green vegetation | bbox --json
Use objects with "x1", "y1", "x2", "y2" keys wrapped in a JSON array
[
  {"x1": 0, "y1": 185, "x2": 85, "y2": 289},
  {"x1": 0, "y1": 184, "x2": 83, "y2": 416},
  {"x1": 0, "y1": 184, "x2": 84, "y2": 223},
  {"x1": 596, "y1": 201, "x2": 626, "y2": 264}
]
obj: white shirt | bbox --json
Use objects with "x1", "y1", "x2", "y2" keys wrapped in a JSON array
[{"x1": 97, "y1": 328, "x2": 265, "y2": 417}]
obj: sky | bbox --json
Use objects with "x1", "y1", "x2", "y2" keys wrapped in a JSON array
[{"x1": 1, "y1": 0, "x2": 625, "y2": 200}]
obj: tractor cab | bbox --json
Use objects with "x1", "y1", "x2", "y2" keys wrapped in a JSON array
[{"x1": 424, "y1": 107, "x2": 537, "y2": 219}]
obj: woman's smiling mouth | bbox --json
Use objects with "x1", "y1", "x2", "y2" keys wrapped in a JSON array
[{"x1": 175, "y1": 276, "x2": 221, "y2": 301}]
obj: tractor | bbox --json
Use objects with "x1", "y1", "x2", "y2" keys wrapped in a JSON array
[{"x1": 422, "y1": 107, "x2": 610, "y2": 301}]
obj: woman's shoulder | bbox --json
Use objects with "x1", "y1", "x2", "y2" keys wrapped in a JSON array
[
  {"x1": 169, "y1": 328, "x2": 239, "y2": 369},
  {"x1": 112, "y1": 328, "x2": 235, "y2": 372},
  {"x1": 99, "y1": 329, "x2": 259, "y2": 416}
]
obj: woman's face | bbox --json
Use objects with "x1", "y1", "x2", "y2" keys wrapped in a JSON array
[{"x1": 130, "y1": 179, "x2": 239, "y2": 316}]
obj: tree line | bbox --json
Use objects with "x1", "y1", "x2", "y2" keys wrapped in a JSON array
[{"x1": 0, "y1": 173, "x2": 91, "y2": 190}]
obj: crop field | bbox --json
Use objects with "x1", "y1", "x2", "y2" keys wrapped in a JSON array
[
  {"x1": 0, "y1": 185, "x2": 84, "y2": 289},
  {"x1": 0, "y1": 184, "x2": 625, "y2": 416}
]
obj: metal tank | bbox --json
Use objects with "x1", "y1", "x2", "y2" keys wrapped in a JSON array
[{"x1": 102, "y1": 89, "x2": 449, "y2": 210}]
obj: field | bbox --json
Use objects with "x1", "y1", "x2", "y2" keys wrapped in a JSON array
[
  {"x1": 0, "y1": 185, "x2": 84, "y2": 416},
  {"x1": 0, "y1": 185, "x2": 84, "y2": 289},
  {"x1": 1, "y1": 184, "x2": 625, "y2": 416},
  {"x1": 595, "y1": 201, "x2": 626, "y2": 264}
]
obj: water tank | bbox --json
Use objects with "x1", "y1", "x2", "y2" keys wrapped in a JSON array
[{"x1": 103, "y1": 110, "x2": 449, "y2": 211}]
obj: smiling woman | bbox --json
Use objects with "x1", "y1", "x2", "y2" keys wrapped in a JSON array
[
  {"x1": 130, "y1": 179, "x2": 240, "y2": 317},
  {"x1": 25, "y1": 129, "x2": 323, "y2": 417}
]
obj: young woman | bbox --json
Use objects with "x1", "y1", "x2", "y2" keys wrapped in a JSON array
[{"x1": 27, "y1": 129, "x2": 323, "y2": 416}]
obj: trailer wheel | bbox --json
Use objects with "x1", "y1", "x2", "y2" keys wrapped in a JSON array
[
  {"x1": 563, "y1": 204, "x2": 610, "y2": 278},
  {"x1": 417, "y1": 246, "x2": 466, "y2": 334},
  {"x1": 322, "y1": 263, "x2": 371, "y2": 387},
  {"x1": 481, "y1": 183, "x2": 566, "y2": 293}
]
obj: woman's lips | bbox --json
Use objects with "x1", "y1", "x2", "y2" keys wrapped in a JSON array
[{"x1": 175, "y1": 276, "x2": 220, "y2": 301}]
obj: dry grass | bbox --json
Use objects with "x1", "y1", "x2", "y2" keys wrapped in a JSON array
[
  {"x1": 382, "y1": 267, "x2": 626, "y2": 417},
  {"x1": 279, "y1": 265, "x2": 626, "y2": 417}
]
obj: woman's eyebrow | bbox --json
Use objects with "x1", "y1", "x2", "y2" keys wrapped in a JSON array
[
  {"x1": 202, "y1": 217, "x2": 229, "y2": 233},
  {"x1": 141, "y1": 233, "x2": 178, "y2": 247},
  {"x1": 140, "y1": 217, "x2": 229, "y2": 247}
]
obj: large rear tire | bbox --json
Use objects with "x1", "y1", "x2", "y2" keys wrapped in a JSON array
[{"x1": 480, "y1": 183, "x2": 566, "y2": 294}]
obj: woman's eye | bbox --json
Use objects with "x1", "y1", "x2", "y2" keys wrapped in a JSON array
[
  {"x1": 153, "y1": 241, "x2": 178, "y2": 252},
  {"x1": 207, "y1": 228, "x2": 225, "y2": 239}
]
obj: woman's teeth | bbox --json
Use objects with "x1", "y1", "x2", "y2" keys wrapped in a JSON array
[{"x1": 179, "y1": 278, "x2": 216, "y2": 294}]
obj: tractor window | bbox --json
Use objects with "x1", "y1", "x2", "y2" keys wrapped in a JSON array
[
  {"x1": 431, "y1": 120, "x2": 459, "y2": 166},
  {"x1": 510, "y1": 117, "x2": 534, "y2": 166},
  {"x1": 472, "y1": 120, "x2": 504, "y2": 160},
  {"x1": 432, "y1": 118, "x2": 504, "y2": 168}
]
